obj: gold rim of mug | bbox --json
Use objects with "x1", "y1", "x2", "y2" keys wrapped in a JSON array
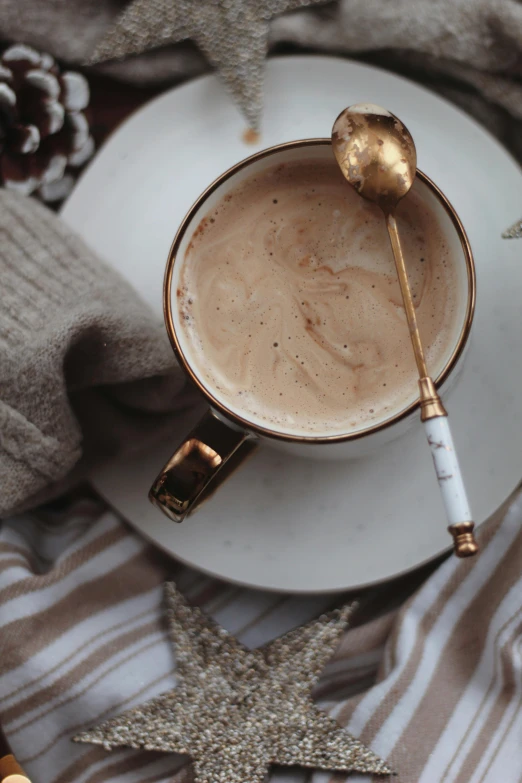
[{"x1": 164, "y1": 138, "x2": 476, "y2": 445}]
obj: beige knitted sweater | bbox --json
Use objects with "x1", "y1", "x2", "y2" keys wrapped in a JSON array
[
  {"x1": 1, "y1": 0, "x2": 521, "y2": 515},
  {"x1": 0, "y1": 191, "x2": 193, "y2": 515}
]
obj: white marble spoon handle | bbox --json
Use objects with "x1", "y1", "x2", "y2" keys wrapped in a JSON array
[{"x1": 423, "y1": 415, "x2": 478, "y2": 557}]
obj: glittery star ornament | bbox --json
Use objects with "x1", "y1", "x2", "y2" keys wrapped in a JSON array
[
  {"x1": 89, "y1": 0, "x2": 330, "y2": 130},
  {"x1": 502, "y1": 217, "x2": 522, "y2": 238},
  {"x1": 74, "y1": 583, "x2": 391, "y2": 782}
]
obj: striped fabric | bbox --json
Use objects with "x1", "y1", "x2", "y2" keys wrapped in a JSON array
[{"x1": 0, "y1": 489, "x2": 521, "y2": 783}]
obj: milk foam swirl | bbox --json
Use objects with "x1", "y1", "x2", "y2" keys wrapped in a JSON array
[{"x1": 179, "y1": 160, "x2": 459, "y2": 435}]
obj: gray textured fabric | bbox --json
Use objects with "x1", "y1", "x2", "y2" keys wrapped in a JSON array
[
  {"x1": 1, "y1": 0, "x2": 522, "y2": 516},
  {"x1": 0, "y1": 189, "x2": 196, "y2": 516}
]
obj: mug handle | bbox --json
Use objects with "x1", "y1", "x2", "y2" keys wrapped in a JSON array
[{"x1": 149, "y1": 411, "x2": 257, "y2": 522}]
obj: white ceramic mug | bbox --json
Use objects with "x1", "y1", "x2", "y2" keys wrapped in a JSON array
[{"x1": 150, "y1": 140, "x2": 475, "y2": 522}]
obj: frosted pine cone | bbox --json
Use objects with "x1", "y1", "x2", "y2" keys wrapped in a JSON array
[{"x1": 0, "y1": 43, "x2": 95, "y2": 202}]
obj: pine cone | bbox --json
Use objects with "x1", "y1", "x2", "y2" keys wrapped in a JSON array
[{"x1": 0, "y1": 43, "x2": 94, "y2": 203}]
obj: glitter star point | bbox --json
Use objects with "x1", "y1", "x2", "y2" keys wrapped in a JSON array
[
  {"x1": 89, "y1": 0, "x2": 331, "y2": 129},
  {"x1": 74, "y1": 583, "x2": 391, "y2": 782},
  {"x1": 502, "y1": 217, "x2": 522, "y2": 238}
]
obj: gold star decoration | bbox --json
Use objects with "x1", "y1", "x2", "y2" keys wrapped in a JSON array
[
  {"x1": 89, "y1": 0, "x2": 330, "y2": 130},
  {"x1": 74, "y1": 583, "x2": 391, "y2": 782}
]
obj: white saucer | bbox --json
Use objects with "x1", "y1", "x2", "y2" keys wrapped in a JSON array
[{"x1": 62, "y1": 56, "x2": 522, "y2": 594}]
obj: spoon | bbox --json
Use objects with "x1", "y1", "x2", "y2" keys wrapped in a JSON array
[{"x1": 332, "y1": 103, "x2": 478, "y2": 558}]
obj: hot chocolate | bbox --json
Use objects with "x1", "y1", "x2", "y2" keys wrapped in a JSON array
[{"x1": 178, "y1": 159, "x2": 460, "y2": 436}]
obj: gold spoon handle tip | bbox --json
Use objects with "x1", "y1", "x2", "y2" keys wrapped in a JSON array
[{"x1": 0, "y1": 754, "x2": 31, "y2": 783}]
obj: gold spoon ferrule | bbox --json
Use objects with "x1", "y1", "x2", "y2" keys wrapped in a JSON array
[{"x1": 418, "y1": 377, "x2": 447, "y2": 421}]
